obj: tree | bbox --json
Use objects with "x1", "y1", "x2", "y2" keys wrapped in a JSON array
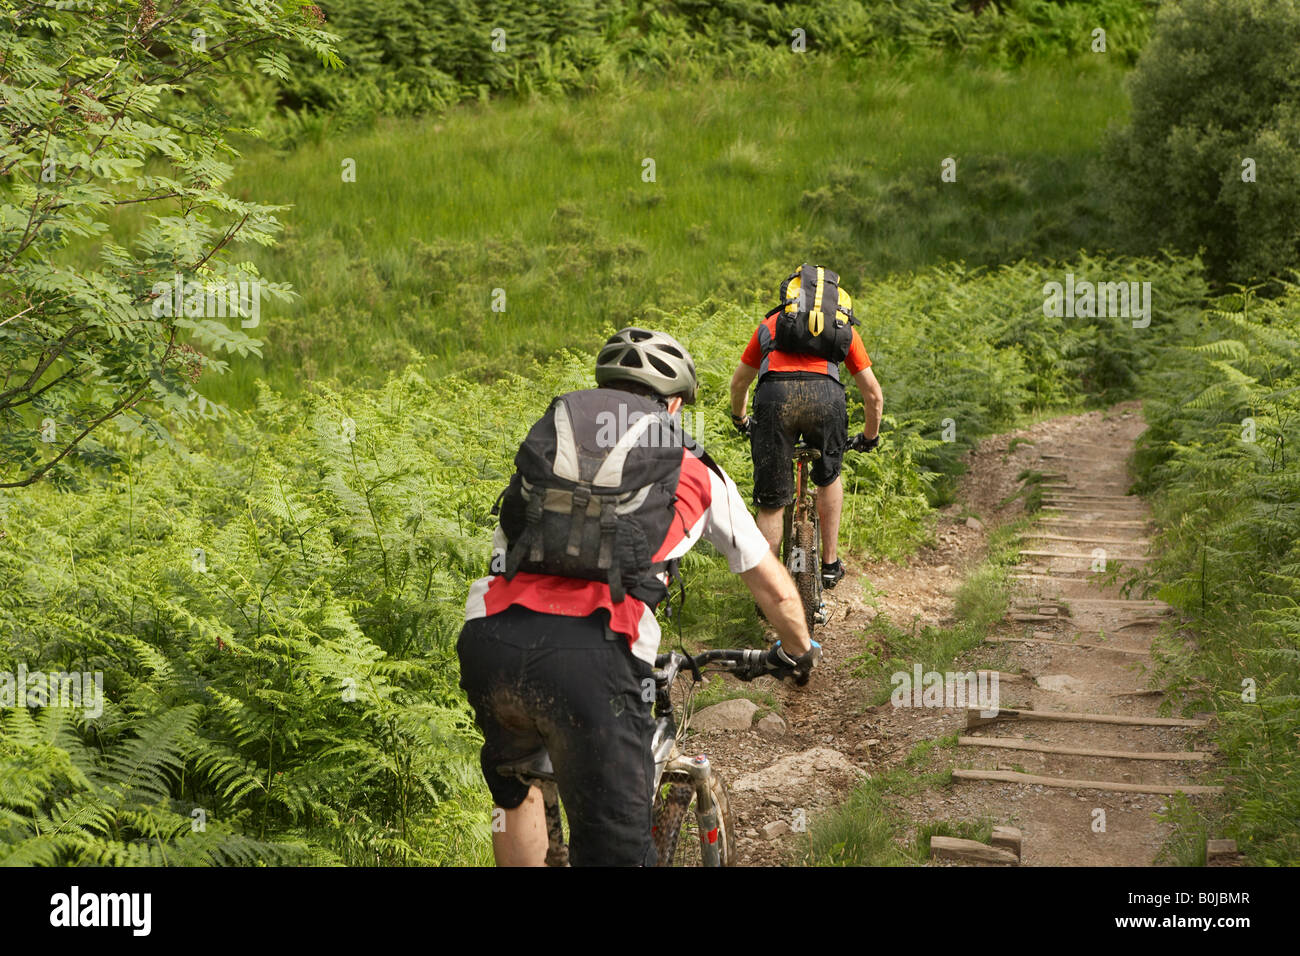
[
  {"x1": 1104, "y1": 0, "x2": 1300, "y2": 286},
  {"x1": 0, "y1": 0, "x2": 339, "y2": 487}
]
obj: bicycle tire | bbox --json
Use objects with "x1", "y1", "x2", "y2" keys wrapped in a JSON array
[
  {"x1": 791, "y1": 519, "x2": 820, "y2": 635},
  {"x1": 652, "y1": 774, "x2": 735, "y2": 866}
]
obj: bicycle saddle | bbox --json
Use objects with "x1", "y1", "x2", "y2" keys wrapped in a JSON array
[
  {"x1": 792, "y1": 442, "x2": 822, "y2": 461},
  {"x1": 496, "y1": 748, "x2": 556, "y2": 783}
]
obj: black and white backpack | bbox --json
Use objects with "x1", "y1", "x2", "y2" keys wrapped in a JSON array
[{"x1": 493, "y1": 388, "x2": 696, "y2": 605}]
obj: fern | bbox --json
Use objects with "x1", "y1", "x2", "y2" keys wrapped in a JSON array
[{"x1": 1138, "y1": 288, "x2": 1300, "y2": 865}]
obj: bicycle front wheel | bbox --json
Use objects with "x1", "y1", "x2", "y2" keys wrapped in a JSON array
[
  {"x1": 652, "y1": 773, "x2": 735, "y2": 866},
  {"x1": 791, "y1": 518, "x2": 820, "y2": 635}
]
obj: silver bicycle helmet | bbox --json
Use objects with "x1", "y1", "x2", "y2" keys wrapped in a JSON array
[{"x1": 595, "y1": 327, "x2": 698, "y2": 404}]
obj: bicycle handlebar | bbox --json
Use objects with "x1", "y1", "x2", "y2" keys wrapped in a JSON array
[{"x1": 653, "y1": 648, "x2": 773, "y2": 686}]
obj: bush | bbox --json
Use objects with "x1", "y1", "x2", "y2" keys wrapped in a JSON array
[
  {"x1": 232, "y1": 1, "x2": 1156, "y2": 141},
  {"x1": 1104, "y1": 0, "x2": 1300, "y2": 285},
  {"x1": 1134, "y1": 286, "x2": 1300, "y2": 864}
]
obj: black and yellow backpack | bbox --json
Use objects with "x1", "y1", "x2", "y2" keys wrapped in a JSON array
[{"x1": 771, "y1": 263, "x2": 858, "y2": 362}]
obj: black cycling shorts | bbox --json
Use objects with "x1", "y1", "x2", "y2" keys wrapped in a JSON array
[
  {"x1": 456, "y1": 605, "x2": 657, "y2": 866},
  {"x1": 750, "y1": 373, "x2": 848, "y2": 508}
]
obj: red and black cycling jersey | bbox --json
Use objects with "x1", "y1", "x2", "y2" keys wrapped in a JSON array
[{"x1": 464, "y1": 447, "x2": 770, "y2": 665}]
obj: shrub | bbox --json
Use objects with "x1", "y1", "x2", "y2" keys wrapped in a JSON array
[{"x1": 1104, "y1": 0, "x2": 1300, "y2": 285}]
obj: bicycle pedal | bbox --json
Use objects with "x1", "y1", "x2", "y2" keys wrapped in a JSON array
[{"x1": 813, "y1": 602, "x2": 829, "y2": 626}]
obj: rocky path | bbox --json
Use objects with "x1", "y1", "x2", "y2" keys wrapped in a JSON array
[{"x1": 680, "y1": 402, "x2": 1220, "y2": 866}]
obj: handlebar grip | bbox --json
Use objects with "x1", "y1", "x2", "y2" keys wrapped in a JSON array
[{"x1": 732, "y1": 648, "x2": 770, "y2": 682}]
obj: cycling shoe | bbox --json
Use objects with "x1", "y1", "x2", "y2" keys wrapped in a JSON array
[{"x1": 821, "y1": 559, "x2": 846, "y2": 590}]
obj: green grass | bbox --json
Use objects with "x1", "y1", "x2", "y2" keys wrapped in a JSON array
[
  {"x1": 850, "y1": 516, "x2": 1027, "y2": 703},
  {"x1": 803, "y1": 734, "x2": 980, "y2": 866},
  {"x1": 114, "y1": 54, "x2": 1131, "y2": 406}
]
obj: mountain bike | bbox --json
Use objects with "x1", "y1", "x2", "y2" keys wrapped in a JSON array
[
  {"x1": 782, "y1": 442, "x2": 825, "y2": 635},
  {"x1": 780, "y1": 433, "x2": 876, "y2": 633},
  {"x1": 494, "y1": 647, "x2": 803, "y2": 867}
]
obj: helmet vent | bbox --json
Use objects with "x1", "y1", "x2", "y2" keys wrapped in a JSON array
[{"x1": 618, "y1": 351, "x2": 643, "y2": 368}]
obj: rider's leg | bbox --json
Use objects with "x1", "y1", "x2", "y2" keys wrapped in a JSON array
[
  {"x1": 493, "y1": 789, "x2": 548, "y2": 866},
  {"x1": 817, "y1": 476, "x2": 843, "y2": 564},
  {"x1": 537, "y1": 618, "x2": 656, "y2": 866},
  {"x1": 755, "y1": 506, "x2": 784, "y2": 554},
  {"x1": 750, "y1": 378, "x2": 795, "y2": 548},
  {"x1": 806, "y1": 377, "x2": 848, "y2": 570},
  {"x1": 458, "y1": 608, "x2": 553, "y2": 867}
]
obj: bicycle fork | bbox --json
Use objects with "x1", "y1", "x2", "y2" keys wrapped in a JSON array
[{"x1": 661, "y1": 752, "x2": 724, "y2": 866}]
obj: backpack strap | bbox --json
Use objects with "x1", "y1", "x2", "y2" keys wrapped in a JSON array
[
  {"x1": 503, "y1": 490, "x2": 545, "y2": 579},
  {"x1": 778, "y1": 264, "x2": 855, "y2": 327},
  {"x1": 597, "y1": 498, "x2": 618, "y2": 570},
  {"x1": 526, "y1": 492, "x2": 545, "y2": 562},
  {"x1": 565, "y1": 484, "x2": 591, "y2": 557}
]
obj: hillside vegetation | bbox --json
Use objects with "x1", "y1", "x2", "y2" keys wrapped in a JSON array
[
  {"x1": 5, "y1": 0, "x2": 1299, "y2": 867},
  {"x1": 202, "y1": 57, "x2": 1133, "y2": 403}
]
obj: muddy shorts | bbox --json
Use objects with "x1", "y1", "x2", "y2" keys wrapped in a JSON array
[
  {"x1": 456, "y1": 605, "x2": 657, "y2": 866},
  {"x1": 750, "y1": 372, "x2": 848, "y2": 508}
]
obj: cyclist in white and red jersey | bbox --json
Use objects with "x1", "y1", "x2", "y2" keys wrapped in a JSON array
[{"x1": 458, "y1": 328, "x2": 819, "y2": 866}]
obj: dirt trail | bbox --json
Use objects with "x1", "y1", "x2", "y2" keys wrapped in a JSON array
[{"x1": 687, "y1": 402, "x2": 1219, "y2": 866}]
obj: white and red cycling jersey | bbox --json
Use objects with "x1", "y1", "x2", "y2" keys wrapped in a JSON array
[{"x1": 464, "y1": 447, "x2": 770, "y2": 665}]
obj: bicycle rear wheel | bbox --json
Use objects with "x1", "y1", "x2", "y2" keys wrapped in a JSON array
[{"x1": 652, "y1": 774, "x2": 734, "y2": 866}]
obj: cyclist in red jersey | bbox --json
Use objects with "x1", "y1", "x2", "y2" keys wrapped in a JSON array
[{"x1": 728, "y1": 279, "x2": 885, "y2": 591}]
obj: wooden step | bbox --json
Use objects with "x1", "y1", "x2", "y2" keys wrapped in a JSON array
[
  {"x1": 1024, "y1": 533, "x2": 1152, "y2": 546},
  {"x1": 1039, "y1": 518, "x2": 1149, "y2": 528},
  {"x1": 1050, "y1": 496, "x2": 1144, "y2": 504},
  {"x1": 930, "y1": 835, "x2": 1019, "y2": 865},
  {"x1": 966, "y1": 707, "x2": 1207, "y2": 729},
  {"x1": 1045, "y1": 497, "x2": 1147, "y2": 504},
  {"x1": 1020, "y1": 549, "x2": 1151, "y2": 563},
  {"x1": 952, "y1": 768, "x2": 1223, "y2": 796},
  {"x1": 1054, "y1": 597, "x2": 1168, "y2": 608},
  {"x1": 1012, "y1": 573, "x2": 1132, "y2": 584},
  {"x1": 957, "y1": 736, "x2": 1211, "y2": 762},
  {"x1": 982, "y1": 632, "x2": 1149, "y2": 655}
]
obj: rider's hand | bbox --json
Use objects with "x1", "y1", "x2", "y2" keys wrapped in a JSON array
[
  {"x1": 732, "y1": 413, "x2": 752, "y2": 438},
  {"x1": 764, "y1": 640, "x2": 822, "y2": 683},
  {"x1": 848, "y1": 432, "x2": 879, "y2": 453}
]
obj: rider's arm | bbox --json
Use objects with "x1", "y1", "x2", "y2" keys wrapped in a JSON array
[
  {"x1": 852, "y1": 366, "x2": 883, "y2": 440},
  {"x1": 740, "y1": 552, "x2": 813, "y2": 657},
  {"x1": 846, "y1": 331, "x2": 882, "y2": 439},
  {"x1": 730, "y1": 362, "x2": 758, "y2": 420},
  {"x1": 694, "y1": 456, "x2": 811, "y2": 656}
]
